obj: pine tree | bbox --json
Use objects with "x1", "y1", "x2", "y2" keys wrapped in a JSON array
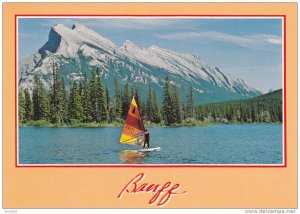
[
  {"x1": 132, "y1": 87, "x2": 146, "y2": 117},
  {"x1": 79, "y1": 82, "x2": 83, "y2": 96},
  {"x1": 24, "y1": 88, "x2": 32, "y2": 122},
  {"x1": 152, "y1": 89, "x2": 161, "y2": 123},
  {"x1": 145, "y1": 86, "x2": 161, "y2": 123},
  {"x1": 96, "y1": 69, "x2": 107, "y2": 122},
  {"x1": 32, "y1": 74, "x2": 48, "y2": 120},
  {"x1": 68, "y1": 81, "x2": 83, "y2": 121},
  {"x1": 146, "y1": 86, "x2": 154, "y2": 121},
  {"x1": 162, "y1": 77, "x2": 175, "y2": 125},
  {"x1": 140, "y1": 99, "x2": 146, "y2": 118},
  {"x1": 186, "y1": 85, "x2": 195, "y2": 118},
  {"x1": 41, "y1": 91, "x2": 50, "y2": 120},
  {"x1": 122, "y1": 82, "x2": 131, "y2": 118},
  {"x1": 50, "y1": 63, "x2": 66, "y2": 123},
  {"x1": 90, "y1": 70, "x2": 98, "y2": 122},
  {"x1": 105, "y1": 83, "x2": 112, "y2": 122},
  {"x1": 90, "y1": 69, "x2": 98, "y2": 122},
  {"x1": 173, "y1": 84, "x2": 182, "y2": 123},
  {"x1": 81, "y1": 72, "x2": 92, "y2": 122},
  {"x1": 50, "y1": 63, "x2": 59, "y2": 122},
  {"x1": 181, "y1": 102, "x2": 187, "y2": 120},
  {"x1": 60, "y1": 77, "x2": 67, "y2": 123},
  {"x1": 114, "y1": 78, "x2": 122, "y2": 119},
  {"x1": 90, "y1": 69, "x2": 107, "y2": 122},
  {"x1": 18, "y1": 90, "x2": 25, "y2": 123},
  {"x1": 105, "y1": 83, "x2": 110, "y2": 111}
]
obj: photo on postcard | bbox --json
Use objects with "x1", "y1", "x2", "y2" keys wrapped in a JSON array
[{"x1": 17, "y1": 17, "x2": 284, "y2": 166}]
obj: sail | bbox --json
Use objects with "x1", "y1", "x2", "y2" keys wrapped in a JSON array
[{"x1": 119, "y1": 96, "x2": 145, "y2": 145}]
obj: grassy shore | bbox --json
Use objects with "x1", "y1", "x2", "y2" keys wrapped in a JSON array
[
  {"x1": 19, "y1": 119, "x2": 210, "y2": 128},
  {"x1": 19, "y1": 120, "x2": 123, "y2": 128}
]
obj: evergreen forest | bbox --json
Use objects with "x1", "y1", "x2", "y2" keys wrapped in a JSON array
[{"x1": 18, "y1": 64, "x2": 283, "y2": 127}]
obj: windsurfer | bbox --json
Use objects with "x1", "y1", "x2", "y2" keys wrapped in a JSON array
[{"x1": 144, "y1": 129, "x2": 150, "y2": 149}]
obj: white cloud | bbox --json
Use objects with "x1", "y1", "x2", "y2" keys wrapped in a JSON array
[
  {"x1": 156, "y1": 31, "x2": 282, "y2": 50},
  {"x1": 81, "y1": 18, "x2": 184, "y2": 30},
  {"x1": 251, "y1": 34, "x2": 282, "y2": 44},
  {"x1": 38, "y1": 18, "x2": 184, "y2": 31}
]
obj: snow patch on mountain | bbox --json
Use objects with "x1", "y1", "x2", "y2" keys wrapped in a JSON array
[{"x1": 18, "y1": 23, "x2": 261, "y2": 104}]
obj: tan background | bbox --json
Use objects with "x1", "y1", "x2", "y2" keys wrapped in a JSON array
[{"x1": 3, "y1": 3, "x2": 297, "y2": 208}]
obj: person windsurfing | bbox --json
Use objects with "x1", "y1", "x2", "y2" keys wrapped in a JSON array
[
  {"x1": 120, "y1": 96, "x2": 159, "y2": 152},
  {"x1": 143, "y1": 129, "x2": 150, "y2": 149}
]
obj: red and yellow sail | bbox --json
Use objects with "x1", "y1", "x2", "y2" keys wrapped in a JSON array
[{"x1": 119, "y1": 96, "x2": 145, "y2": 145}]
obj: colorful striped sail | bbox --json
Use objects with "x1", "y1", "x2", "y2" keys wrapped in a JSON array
[{"x1": 119, "y1": 96, "x2": 145, "y2": 145}]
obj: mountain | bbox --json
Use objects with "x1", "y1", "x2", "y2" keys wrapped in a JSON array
[{"x1": 18, "y1": 23, "x2": 261, "y2": 104}]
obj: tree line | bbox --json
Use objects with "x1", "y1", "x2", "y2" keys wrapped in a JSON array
[
  {"x1": 18, "y1": 64, "x2": 191, "y2": 126},
  {"x1": 195, "y1": 89, "x2": 282, "y2": 123},
  {"x1": 18, "y1": 64, "x2": 282, "y2": 126}
]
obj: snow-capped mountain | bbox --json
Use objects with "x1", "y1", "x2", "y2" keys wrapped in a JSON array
[{"x1": 18, "y1": 23, "x2": 261, "y2": 104}]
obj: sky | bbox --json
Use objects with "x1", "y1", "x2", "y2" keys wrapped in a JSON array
[{"x1": 18, "y1": 17, "x2": 283, "y2": 93}]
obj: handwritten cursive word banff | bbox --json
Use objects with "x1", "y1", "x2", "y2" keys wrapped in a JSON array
[{"x1": 117, "y1": 172, "x2": 187, "y2": 206}]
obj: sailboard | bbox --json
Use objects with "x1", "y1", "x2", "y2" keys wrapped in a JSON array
[
  {"x1": 119, "y1": 96, "x2": 146, "y2": 146},
  {"x1": 123, "y1": 147, "x2": 161, "y2": 153},
  {"x1": 119, "y1": 96, "x2": 160, "y2": 152},
  {"x1": 138, "y1": 147, "x2": 161, "y2": 152}
]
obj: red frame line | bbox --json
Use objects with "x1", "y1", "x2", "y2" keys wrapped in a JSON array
[
  {"x1": 15, "y1": 14, "x2": 285, "y2": 17},
  {"x1": 14, "y1": 14, "x2": 287, "y2": 168},
  {"x1": 283, "y1": 16, "x2": 287, "y2": 167}
]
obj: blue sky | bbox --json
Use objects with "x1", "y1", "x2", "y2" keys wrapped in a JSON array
[{"x1": 18, "y1": 17, "x2": 283, "y2": 93}]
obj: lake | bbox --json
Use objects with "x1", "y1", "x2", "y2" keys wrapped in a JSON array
[{"x1": 18, "y1": 124, "x2": 283, "y2": 165}]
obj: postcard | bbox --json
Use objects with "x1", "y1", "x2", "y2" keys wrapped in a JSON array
[{"x1": 2, "y1": 2, "x2": 297, "y2": 209}]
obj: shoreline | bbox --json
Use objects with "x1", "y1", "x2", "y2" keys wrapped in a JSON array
[{"x1": 18, "y1": 121, "x2": 282, "y2": 128}]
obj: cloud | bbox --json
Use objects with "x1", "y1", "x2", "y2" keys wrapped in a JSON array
[
  {"x1": 156, "y1": 31, "x2": 282, "y2": 50},
  {"x1": 81, "y1": 18, "x2": 186, "y2": 30},
  {"x1": 251, "y1": 34, "x2": 282, "y2": 44},
  {"x1": 39, "y1": 18, "x2": 77, "y2": 28},
  {"x1": 36, "y1": 18, "x2": 184, "y2": 30}
]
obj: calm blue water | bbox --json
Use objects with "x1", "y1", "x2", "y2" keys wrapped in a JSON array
[{"x1": 18, "y1": 124, "x2": 283, "y2": 165}]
